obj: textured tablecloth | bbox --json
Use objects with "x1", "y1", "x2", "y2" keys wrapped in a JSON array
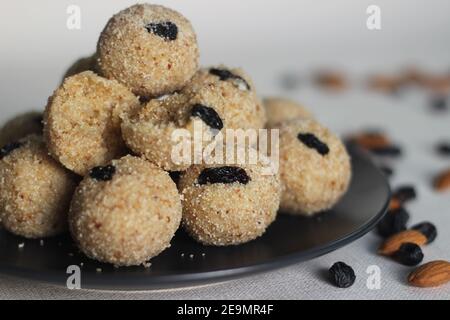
[{"x1": 0, "y1": 0, "x2": 449, "y2": 300}]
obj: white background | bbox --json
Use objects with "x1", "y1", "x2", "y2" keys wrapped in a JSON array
[{"x1": 0, "y1": 0, "x2": 449, "y2": 299}]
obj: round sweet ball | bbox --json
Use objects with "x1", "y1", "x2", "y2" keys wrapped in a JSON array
[
  {"x1": 69, "y1": 155, "x2": 182, "y2": 266},
  {"x1": 263, "y1": 97, "x2": 313, "y2": 128},
  {"x1": 0, "y1": 111, "x2": 43, "y2": 147},
  {"x1": 63, "y1": 53, "x2": 98, "y2": 80},
  {"x1": 44, "y1": 71, "x2": 140, "y2": 175},
  {"x1": 279, "y1": 119, "x2": 351, "y2": 216},
  {"x1": 0, "y1": 134, "x2": 77, "y2": 238},
  {"x1": 97, "y1": 4, "x2": 199, "y2": 98},
  {"x1": 183, "y1": 66, "x2": 266, "y2": 130},
  {"x1": 179, "y1": 160, "x2": 281, "y2": 246},
  {"x1": 121, "y1": 90, "x2": 228, "y2": 171}
]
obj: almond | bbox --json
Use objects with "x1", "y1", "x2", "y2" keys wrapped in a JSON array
[
  {"x1": 350, "y1": 132, "x2": 391, "y2": 150},
  {"x1": 423, "y1": 76, "x2": 450, "y2": 95},
  {"x1": 368, "y1": 75, "x2": 402, "y2": 93},
  {"x1": 408, "y1": 261, "x2": 450, "y2": 288},
  {"x1": 315, "y1": 71, "x2": 347, "y2": 91},
  {"x1": 389, "y1": 197, "x2": 402, "y2": 211},
  {"x1": 378, "y1": 230, "x2": 427, "y2": 256},
  {"x1": 434, "y1": 169, "x2": 450, "y2": 192}
]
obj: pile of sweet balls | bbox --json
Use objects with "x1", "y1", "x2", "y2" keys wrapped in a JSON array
[{"x1": 0, "y1": 4, "x2": 351, "y2": 267}]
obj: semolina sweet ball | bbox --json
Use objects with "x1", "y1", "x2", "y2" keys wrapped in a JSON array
[
  {"x1": 44, "y1": 71, "x2": 140, "y2": 175},
  {"x1": 183, "y1": 66, "x2": 266, "y2": 130},
  {"x1": 121, "y1": 86, "x2": 234, "y2": 171},
  {"x1": 263, "y1": 97, "x2": 314, "y2": 128},
  {"x1": 69, "y1": 155, "x2": 182, "y2": 266},
  {"x1": 0, "y1": 111, "x2": 43, "y2": 147},
  {"x1": 0, "y1": 134, "x2": 77, "y2": 238},
  {"x1": 97, "y1": 4, "x2": 199, "y2": 98},
  {"x1": 178, "y1": 153, "x2": 281, "y2": 246},
  {"x1": 279, "y1": 119, "x2": 351, "y2": 216}
]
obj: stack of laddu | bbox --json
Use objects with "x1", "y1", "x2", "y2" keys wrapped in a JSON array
[{"x1": 0, "y1": 4, "x2": 351, "y2": 267}]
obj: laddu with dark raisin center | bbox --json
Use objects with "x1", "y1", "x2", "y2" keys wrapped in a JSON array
[
  {"x1": 393, "y1": 243, "x2": 424, "y2": 266},
  {"x1": 89, "y1": 165, "x2": 116, "y2": 181},
  {"x1": 209, "y1": 68, "x2": 251, "y2": 90},
  {"x1": 412, "y1": 222, "x2": 437, "y2": 244},
  {"x1": 198, "y1": 166, "x2": 250, "y2": 185},
  {"x1": 145, "y1": 21, "x2": 178, "y2": 41},
  {"x1": 0, "y1": 141, "x2": 23, "y2": 159},
  {"x1": 191, "y1": 104, "x2": 224, "y2": 131},
  {"x1": 297, "y1": 133, "x2": 330, "y2": 156},
  {"x1": 329, "y1": 262, "x2": 356, "y2": 288}
]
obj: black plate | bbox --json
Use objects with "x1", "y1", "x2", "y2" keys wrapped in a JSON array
[{"x1": 0, "y1": 145, "x2": 390, "y2": 290}]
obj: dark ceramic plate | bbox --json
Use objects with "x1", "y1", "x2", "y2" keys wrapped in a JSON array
[{"x1": 0, "y1": 145, "x2": 390, "y2": 290}]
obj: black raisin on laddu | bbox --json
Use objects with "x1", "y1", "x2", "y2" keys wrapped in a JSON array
[
  {"x1": 145, "y1": 21, "x2": 178, "y2": 41},
  {"x1": 209, "y1": 68, "x2": 251, "y2": 91},
  {"x1": 198, "y1": 166, "x2": 251, "y2": 186},
  {"x1": 0, "y1": 141, "x2": 23, "y2": 159},
  {"x1": 297, "y1": 133, "x2": 330, "y2": 156},
  {"x1": 89, "y1": 165, "x2": 116, "y2": 181},
  {"x1": 191, "y1": 104, "x2": 224, "y2": 131}
]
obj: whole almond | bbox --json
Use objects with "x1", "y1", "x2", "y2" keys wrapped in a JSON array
[
  {"x1": 352, "y1": 133, "x2": 391, "y2": 150},
  {"x1": 389, "y1": 197, "x2": 402, "y2": 211},
  {"x1": 367, "y1": 75, "x2": 402, "y2": 93},
  {"x1": 315, "y1": 71, "x2": 347, "y2": 91},
  {"x1": 378, "y1": 230, "x2": 427, "y2": 256},
  {"x1": 408, "y1": 261, "x2": 450, "y2": 288},
  {"x1": 434, "y1": 169, "x2": 450, "y2": 192}
]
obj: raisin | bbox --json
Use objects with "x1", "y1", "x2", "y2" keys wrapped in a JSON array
[
  {"x1": 198, "y1": 166, "x2": 250, "y2": 185},
  {"x1": 393, "y1": 243, "x2": 424, "y2": 266},
  {"x1": 280, "y1": 72, "x2": 301, "y2": 91},
  {"x1": 437, "y1": 142, "x2": 450, "y2": 156},
  {"x1": 392, "y1": 185, "x2": 417, "y2": 203},
  {"x1": 430, "y1": 96, "x2": 448, "y2": 111},
  {"x1": 139, "y1": 96, "x2": 151, "y2": 104},
  {"x1": 89, "y1": 165, "x2": 116, "y2": 181},
  {"x1": 169, "y1": 171, "x2": 182, "y2": 185},
  {"x1": 329, "y1": 262, "x2": 356, "y2": 288},
  {"x1": 369, "y1": 145, "x2": 402, "y2": 157},
  {"x1": 34, "y1": 115, "x2": 44, "y2": 128},
  {"x1": 209, "y1": 68, "x2": 251, "y2": 91},
  {"x1": 191, "y1": 104, "x2": 224, "y2": 131},
  {"x1": 145, "y1": 21, "x2": 178, "y2": 41},
  {"x1": 380, "y1": 165, "x2": 394, "y2": 177},
  {"x1": 297, "y1": 133, "x2": 329, "y2": 156},
  {"x1": 209, "y1": 68, "x2": 235, "y2": 81},
  {"x1": 0, "y1": 141, "x2": 23, "y2": 159},
  {"x1": 412, "y1": 222, "x2": 437, "y2": 244},
  {"x1": 377, "y1": 207, "x2": 410, "y2": 237}
]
